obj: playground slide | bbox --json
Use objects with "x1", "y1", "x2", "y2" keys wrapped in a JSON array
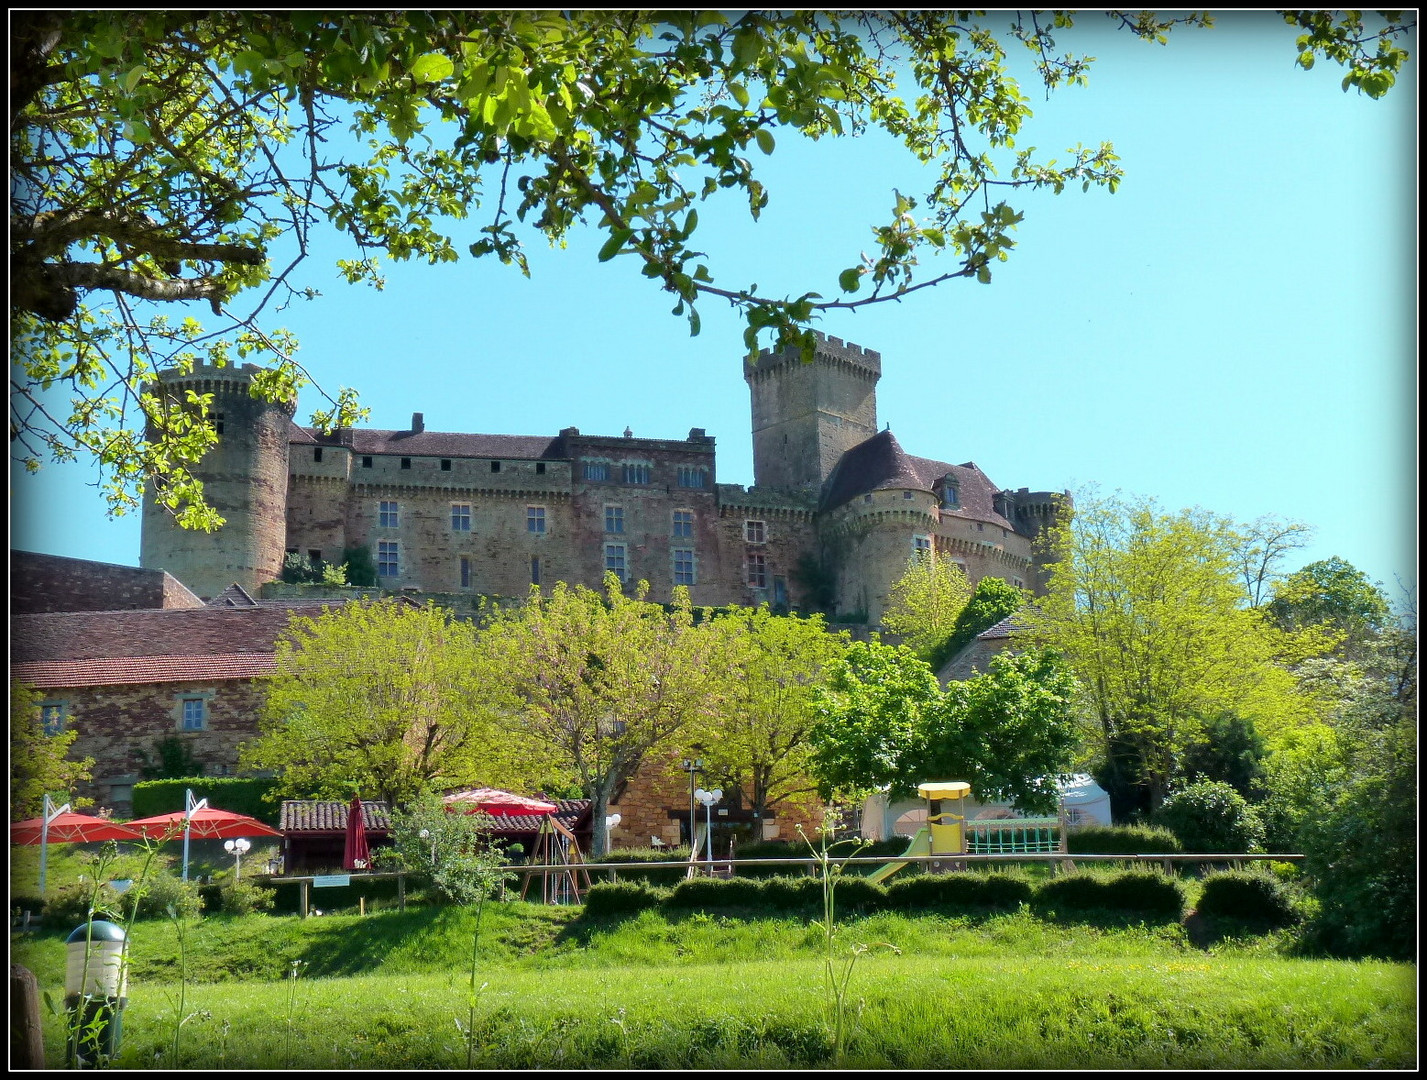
[{"x1": 866, "y1": 826, "x2": 931, "y2": 885}]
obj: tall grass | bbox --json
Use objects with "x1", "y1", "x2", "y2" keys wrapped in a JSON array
[{"x1": 10, "y1": 903, "x2": 1414, "y2": 1069}]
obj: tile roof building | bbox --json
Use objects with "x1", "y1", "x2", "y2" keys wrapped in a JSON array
[{"x1": 138, "y1": 334, "x2": 1068, "y2": 623}]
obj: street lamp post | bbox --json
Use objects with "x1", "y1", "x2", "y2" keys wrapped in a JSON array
[
  {"x1": 223, "y1": 837, "x2": 251, "y2": 882},
  {"x1": 694, "y1": 788, "x2": 722, "y2": 871},
  {"x1": 680, "y1": 758, "x2": 703, "y2": 850}
]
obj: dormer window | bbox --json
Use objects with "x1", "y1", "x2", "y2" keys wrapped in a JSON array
[{"x1": 940, "y1": 474, "x2": 960, "y2": 509}]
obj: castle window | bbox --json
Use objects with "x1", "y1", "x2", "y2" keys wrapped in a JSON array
[
  {"x1": 362, "y1": 455, "x2": 373, "y2": 468},
  {"x1": 744, "y1": 520, "x2": 766, "y2": 544},
  {"x1": 313, "y1": 447, "x2": 323, "y2": 463},
  {"x1": 39, "y1": 702, "x2": 67, "y2": 736},
  {"x1": 773, "y1": 577, "x2": 788, "y2": 608},
  {"x1": 746, "y1": 551, "x2": 767, "y2": 589},
  {"x1": 491, "y1": 461, "x2": 501, "y2": 473},
  {"x1": 672, "y1": 510, "x2": 694, "y2": 538},
  {"x1": 940, "y1": 475, "x2": 960, "y2": 509},
  {"x1": 308, "y1": 549, "x2": 321, "y2": 564},
  {"x1": 180, "y1": 697, "x2": 206, "y2": 732},
  {"x1": 584, "y1": 462, "x2": 609, "y2": 481},
  {"x1": 379, "y1": 500, "x2": 399, "y2": 528},
  {"x1": 903, "y1": 490, "x2": 914, "y2": 500},
  {"x1": 527, "y1": 506, "x2": 546, "y2": 534},
  {"x1": 1013, "y1": 577, "x2": 1024, "y2": 589},
  {"x1": 605, "y1": 543, "x2": 627, "y2": 582},
  {"x1": 211, "y1": 413, "x2": 224, "y2": 436},
  {"x1": 460, "y1": 556, "x2": 472, "y2": 589},
  {"x1": 530, "y1": 556, "x2": 542, "y2": 586},
  {"x1": 441, "y1": 459, "x2": 452, "y2": 471},
  {"x1": 536, "y1": 462, "x2": 546, "y2": 475},
  {"x1": 863, "y1": 493, "x2": 873, "y2": 504},
  {"x1": 622, "y1": 463, "x2": 651, "y2": 485},
  {"x1": 451, "y1": 504, "x2": 472, "y2": 532},
  {"x1": 913, "y1": 535, "x2": 932, "y2": 558},
  {"x1": 676, "y1": 466, "x2": 707, "y2": 489},
  {"x1": 377, "y1": 540, "x2": 400, "y2": 577},
  {"x1": 605, "y1": 505, "x2": 625, "y2": 534},
  {"x1": 977, "y1": 522, "x2": 984, "y2": 531},
  {"x1": 673, "y1": 547, "x2": 696, "y2": 586},
  {"x1": 401, "y1": 457, "x2": 411, "y2": 469}
]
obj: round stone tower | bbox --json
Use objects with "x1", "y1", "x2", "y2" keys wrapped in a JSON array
[{"x1": 139, "y1": 363, "x2": 295, "y2": 599}]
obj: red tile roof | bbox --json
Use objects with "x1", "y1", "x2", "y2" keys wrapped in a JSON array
[
  {"x1": 11, "y1": 654, "x2": 277, "y2": 689},
  {"x1": 280, "y1": 800, "x2": 393, "y2": 833},
  {"x1": 298, "y1": 427, "x2": 568, "y2": 461},
  {"x1": 11, "y1": 601, "x2": 347, "y2": 665}
]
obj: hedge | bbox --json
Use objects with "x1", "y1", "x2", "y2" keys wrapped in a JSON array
[
  {"x1": 1032, "y1": 870, "x2": 1185, "y2": 920},
  {"x1": 1195, "y1": 870, "x2": 1298, "y2": 926},
  {"x1": 131, "y1": 777, "x2": 281, "y2": 825},
  {"x1": 1066, "y1": 824, "x2": 1182, "y2": 855},
  {"x1": 884, "y1": 872, "x2": 1033, "y2": 911}
]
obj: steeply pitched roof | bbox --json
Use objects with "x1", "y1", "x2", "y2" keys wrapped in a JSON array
[
  {"x1": 281, "y1": 800, "x2": 393, "y2": 834},
  {"x1": 9, "y1": 550, "x2": 205, "y2": 614},
  {"x1": 297, "y1": 427, "x2": 568, "y2": 461},
  {"x1": 819, "y1": 430, "x2": 1016, "y2": 530}
]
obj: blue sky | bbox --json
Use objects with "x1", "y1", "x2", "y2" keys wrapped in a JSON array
[{"x1": 10, "y1": 13, "x2": 1417, "y2": 602}]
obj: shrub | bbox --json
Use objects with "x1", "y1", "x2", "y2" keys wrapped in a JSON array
[
  {"x1": 1153, "y1": 780, "x2": 1265, "y2": 853},
  {"x1": 582, "y1": 881, "x2": 666, "y2": 918},
  {"x1": 217, "y1": 880, "x2": 276, "y2": 916},
  {"x1": 1196, "y1": 870, "x2": 1297, "y2": 926},
  {"x1": 130, "y1": 776, "x2": 281, "y2": 824},
  {"x1": 1067, "y1": 824, "x2": 1182, "y2": 855},
  {"x1": 1032, "y1": 871, "x2": 1184, "y2": 919},
  {"x1": 42, "y1": 883, "x2": 124, "y2": 929},
  {"x1": 601, "y1": 847, "x2": 694, "y2": 886},
  {"x1": 824, "y1": 875, "x2": 887, "y2": 912},
  {"x1": 759, "y1": 875, "x2": 823, "y2": 911},
  {"x1": 130, "y1": 872, "x2": 205, "y2": 920},
  {"x1": 666, "y1": 876, "x2": 766, "y2": 910},
  {"x1": 884, "y1": 872, "x2": 1032, "y2": 911}
]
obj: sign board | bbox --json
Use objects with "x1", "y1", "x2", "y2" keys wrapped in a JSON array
[{"x1": 312, "y1": 874, "x2": 351, "y2": 888}]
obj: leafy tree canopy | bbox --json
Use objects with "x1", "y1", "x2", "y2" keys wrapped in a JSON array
[
  {"x1": 808, "y1": 640, "x2": 1079, "y2": 814},
  {"x1": 1268, "y1": 556, "x2": 1392, "y2": 648},
  {"x1": 11, "y1": 11, "x2": 1412, "y2": 527},
  {"x1": 881, "y1": 554, "x2": 972, "y2": 660},
  {"x1": 241, "y1": 598, "x2": 531, "y2": 807}
]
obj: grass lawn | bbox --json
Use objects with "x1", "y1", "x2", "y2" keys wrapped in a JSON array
[{"x1": 11, "y1": 897, "x2": 1416, "y2": 1069}]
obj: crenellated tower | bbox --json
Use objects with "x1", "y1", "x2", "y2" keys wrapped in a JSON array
[
  {"x1": 139, "y1": 363, "x2": 295, "y2": 599},
  {"x1": 744, "y1": 332, "x2": 881, "y2": 492}
]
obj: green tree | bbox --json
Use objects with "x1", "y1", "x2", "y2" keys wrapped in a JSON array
[
  {"x1": 1268, "y1": 556, "x2": 1392, "y2": 652},
  {"x1": 380, "y1": 790, "x2": 512, "y2": 906},
  {"x1": 241, "y1": 599, "x2": 525, "y2": 807},
  {"x1": 1178, "y1": 711, "x2": 1268, "y2": 800},
  {"x1": 13, "y1": 11, "x2": 1410, "y2": 525},
  {"x1": 933, "y1": 575, "x2": 1027, "y2": 671},
  {"x1": 1028, "y1": 490, "x2": 1321, "y2": 815},
  {"x1": 10, "y1": 681, "x2": 95, "y2": 819},
  {"x1": 477, "y1": 575, "x2": 724, "y2": 857},
  {"x1": 693, "y1": 607, "x2": 850, "y2": 821},
  {"x1": 880, "y1": 554, "x2": 972, "y2": 660},
  {"x1": 808, "y1": 640, "x2": 1079, "y2": 814},
  {"x1": 1152, "y1": 779, "x2": 1265, "y2": 854}
]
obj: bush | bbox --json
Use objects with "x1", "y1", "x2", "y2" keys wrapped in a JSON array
[
  {"x1": 1032, "y1": 871, "x2": 1184, "y2": 919},
  {"x1": 42, "y1": 883, "x2": 124, "y2": 929},
  {"x1": 884, "y1": 872, "x2": 1032, "y2": 911},
  {"x1": 130, "y1": 872, "x2": 205, "y2": 920},
  {"x1": 582, "y1": 881, "x2": 667, "y2": 918},
  {"x1": 758, "y1": 875, "x2": 823, "y2": 911},
  {"x1": 130, "y1": 776, "x2": 281, "y2": 824},
  {"x1": 1067, "y1": 824, "x2": 1182, "y2": 855},
  {"x1": 217, "y1": 880, "x2": 276, "y2": 915},
  {"x1": 1153, "y1": 781, "x2": 1265, "y2": 853},
  {"x1": 823, "y1": 875, "x2": 887, "y2": 912},
  {"x1": 1196, "y1": 871, "x2": 1297, "y2": 926},
  {"x1": 601, "y1": 847, "x2": 695, "y2": 886},
  {"x1": 666, "y1": 876, "x2": 766, "y2": 910}
]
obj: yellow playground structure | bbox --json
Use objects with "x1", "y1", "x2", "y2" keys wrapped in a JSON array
[{"x1": 866, "y1": 781, "x2": 1067, "y2": 884}]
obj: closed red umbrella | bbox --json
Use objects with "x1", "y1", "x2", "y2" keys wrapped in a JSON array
[
  {"x1": 443, "y1": 788, "x2": 558, "y2": 816},
  {"x1": 343, "y1": 796, "x2": 370, "y2": 870}
]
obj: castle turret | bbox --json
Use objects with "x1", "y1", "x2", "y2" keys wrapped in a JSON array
[
  {"x1": 745, "y1": 332, "x2": 880, "y2": 492},
  {"x1": 139, "y1": 363, "x2": 295, "y2": 599}
]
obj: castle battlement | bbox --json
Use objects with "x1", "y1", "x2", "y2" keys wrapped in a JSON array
[{"x1": 744, "y1": 330, "x2": 882, "y2": 379}]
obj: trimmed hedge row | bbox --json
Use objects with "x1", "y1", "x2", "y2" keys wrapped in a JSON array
[
  {"x1": 1195, "y1": 870, "x2": 1298, "y2": 927},
  {"x1": 1066, "y1": 824, "x2": 1182, "y2": 855},
  {"x1": 131, "y1": 776, "x2": 281, "y2": 824},
  {"x1": 583, "y1": 869, "x2": 1189, "y2": 920}
]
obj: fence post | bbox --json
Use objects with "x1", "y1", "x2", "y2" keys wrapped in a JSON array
[{"x1": 11, "y1": 963, "x2": 46, "y2": 1069}]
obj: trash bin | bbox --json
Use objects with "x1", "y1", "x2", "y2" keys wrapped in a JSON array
[{"x1": 64, "y1": 920, "x2": 127, "y2": 1067}]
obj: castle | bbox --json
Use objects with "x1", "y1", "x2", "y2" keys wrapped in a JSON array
[{"x1": 139, "y1": 333, "x2": 1067, "y2": 619}]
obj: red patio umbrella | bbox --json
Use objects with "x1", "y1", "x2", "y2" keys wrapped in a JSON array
[
  {"x1": 11, "y1": 811, "x2": 144, "y2": 846},
  {"x1": 443, "y1": 788, "x2": 558, "y2": 816},
  {"x1": 126, "y1": 806, "x2": 281, "y2": 840},
  {"x1": 343, "y1": 796, "x2": 371, "y2": 871}
]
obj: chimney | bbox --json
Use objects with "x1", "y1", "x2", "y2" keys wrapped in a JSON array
[{"x1": 411, "y1": 412, "x2": 424, "y2": 433}]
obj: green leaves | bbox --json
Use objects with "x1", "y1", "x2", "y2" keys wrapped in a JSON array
[{"x1": 409, "y1": 51, "x2": 453, "y2": 84}]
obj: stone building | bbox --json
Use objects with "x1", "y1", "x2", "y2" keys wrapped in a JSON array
[{"x1": 140, "y1": 333, "x2": 1067, "y2": 624}]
